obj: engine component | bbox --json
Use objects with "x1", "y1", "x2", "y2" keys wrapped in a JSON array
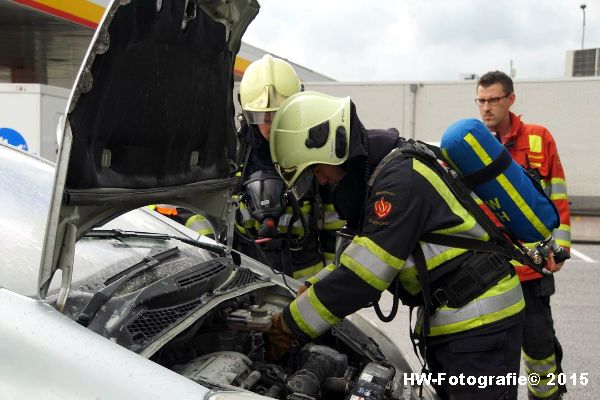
[
  {"x1": 178, "y1": 351, "x2": 252, "y2": 386},
  {"x1": 240, "y1": 370, "x2": 262, "y2": 390},
  {"x1": 348, "y1": 362, "x2": 396, "y2": 400},
  {"x1": 286, "y1": 344, "x2": 348, "y2": 399},
  {"x1": 226, "y1": 305, "x2": 272, "y2": 331},
  {"x1": 322, "y1": 366, "x2": 357, "y2": 394},
  {"x1": 264, "y1": 385, "x2": 282, "y2": 398}
]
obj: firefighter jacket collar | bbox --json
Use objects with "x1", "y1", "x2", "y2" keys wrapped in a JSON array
[
  {"x1": 347, "y1": 102, "x2": 369, "y2": 161},
  {"x1": 346, "y1": 102, "x2": 401, "y2": 168},
  {"x1": 334, "y1": 128, "x2": 402, "y2": 228},
  {"x1": 501, "y1": 112, "x2": 525, "y2": 147}
]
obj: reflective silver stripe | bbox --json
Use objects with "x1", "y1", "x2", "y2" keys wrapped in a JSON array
[
  {"x1": 434, "y1": 216, "x2": 488, "y2": 240},
  {"x1": 279, "y1": 213, "x2": 303, "y2": 228},
  {"x1": 323, "y1": 252, "x2": 335, "y2": 265},
  {"x1": 308, "y1": 264, "x2": 336, "y2": 285},
  {"x1": 324, "y1": 210, "x2": 340, "y2": 224},
  {"x1": 279, "y1": 213, "x2": 292, "y2": 226},
  {"x1": 239, "y1": 208, "x2": 252, "y2": 221},
  {"x1": 429, "y1": 282, "x2": 523, "y2": 328},
  {"x1": 544, "y1": 182, "x2": 567, "y2": 196},
  {"x1": 403, "y1": 242, "x2": 452, "y2": 270},
  {"x1": 524, "y1": 359, "x2": 556, "y2": 375},
  {"x1": 402, "y1": 242, "x2": 469, "y2": 276},
  {"x1": 552, "y1": 228, "x2": 571, "y2": 242},
  {"x1": 528, "y1": 380, "x2": 558, "y2": 395},
  {"x1": 313, "y1": 265, "x2": 334, "y2": 281},
  {"x1": 406, "y1": 235, "x2": 488, "y2": 272},
  {"x1": 454, "y1": 221, "x2": 488, "y2": 240},
  {"x1": 421, "y1": 242, "x2": 454, "y2": 264},
  {"x1": 404, "y1": 254, "x2": 416, "y2": 270},
  {"x1": 344, "y1": 242, "x2": 399, "y2": 285},
  {"x1": 295, "y1": 293, "x2": 331, "y2": 335},
  {"x1": 293, "y1": 263, "x2": 323, "y2": 280}
]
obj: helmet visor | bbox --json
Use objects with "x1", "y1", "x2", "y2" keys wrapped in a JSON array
[
  {"x1": 290, "y1": 168, "x2": 314, "y2": 200},
  {"x1": 244, "y1": 110, "x2": 276, "y2": 125},
  {"x1": 274, "y1": 164, "x2": 314, "y2": 200}
]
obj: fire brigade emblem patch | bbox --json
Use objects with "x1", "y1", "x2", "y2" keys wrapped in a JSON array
[{"x1": 374, "y1": 197, "x2": 392, "y2": 219}]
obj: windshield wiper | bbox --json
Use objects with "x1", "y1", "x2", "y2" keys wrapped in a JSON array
[
  {"x1": 83, "y1": 229, "x2": 226, "y2": 257},
  {"x1": 76, "y1": 246, "x2": 180, "y2": 327}
]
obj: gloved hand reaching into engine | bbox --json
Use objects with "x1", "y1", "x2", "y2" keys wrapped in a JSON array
[{"x1": 265, "y1": 313, "x2": 297, "y2": 361}]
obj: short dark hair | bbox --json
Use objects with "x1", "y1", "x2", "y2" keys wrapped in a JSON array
[{"x1": 477, "y1": 70, "x2": 514, "y2": 95}]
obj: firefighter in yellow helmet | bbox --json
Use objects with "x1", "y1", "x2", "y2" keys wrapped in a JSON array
[
  {"x1": 265, "y1": 91, "x2": 525, "y2": 399},
  {"x1": 234, "y1": 55, "x2": 344, "y2": 281},
  {"x1": 239, "y1": 54, "x2": 301, "y2": 139}
]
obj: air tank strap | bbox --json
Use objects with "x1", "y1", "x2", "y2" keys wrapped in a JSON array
[{"x1": 459, "y1": 148, "x2": 513, "y2": 188}]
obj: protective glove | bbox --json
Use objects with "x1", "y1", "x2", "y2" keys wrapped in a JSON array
[
  {"x1": 265, "y1": 313, "x2": 296, "y2": 361},
  {"x1": 296, "y1": 284, "x2": 309, "y2": 297},
  {"x1": 545, "y1": 252, "x2": 564, "y2": 273}
]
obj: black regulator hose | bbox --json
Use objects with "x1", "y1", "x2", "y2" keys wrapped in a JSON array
[{"x1": 374, "y1": 277, "x2": 399, "y2": 322}]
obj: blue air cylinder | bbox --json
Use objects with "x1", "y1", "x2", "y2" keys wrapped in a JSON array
[{"x1": 440, "y1": 118, "x2": 559, "y2": 243}]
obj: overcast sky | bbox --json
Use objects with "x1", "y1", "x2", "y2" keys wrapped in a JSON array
[{"x1": 242, "y1": 0, "x2": 600, "y2": 81}]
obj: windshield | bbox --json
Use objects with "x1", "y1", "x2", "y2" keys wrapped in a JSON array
[
  {"x1": 68, "y1": 210, "x2": 217, "y2": 294},
  {"x1": 0, "y1": 145, "x2": 216, "y2": 297}
]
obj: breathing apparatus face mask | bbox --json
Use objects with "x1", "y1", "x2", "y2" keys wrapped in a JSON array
[{"x1": 242, "y1": 171, "x2": 287, "y2": 238}]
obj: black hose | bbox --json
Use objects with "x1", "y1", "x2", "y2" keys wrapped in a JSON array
[
  {"x1": 374, "y1": 278, "x2": 399, "y2": 322},
  {"x1": 234, "y1": 221, "x2": 295, "y2": 293}
]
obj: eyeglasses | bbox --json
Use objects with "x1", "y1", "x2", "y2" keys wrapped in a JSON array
[{"x1": 474, "y1": 93, "x2": 511, "y2": 106}]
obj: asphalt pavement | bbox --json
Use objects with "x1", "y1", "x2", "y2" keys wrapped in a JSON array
[{"x1": 359, "y1": 243, "x2": 600, "y2": 399}]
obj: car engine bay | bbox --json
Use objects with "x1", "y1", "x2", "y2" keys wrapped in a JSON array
[
  {"x1": 57, "y1": 244, "x2": 409, "y2": 400},
  {"x1": 50, "y1": 234, "x2": 407, "y2": 400},
  {"x1": 151, "y1": 288, "x2": 407, "y2": 400}
]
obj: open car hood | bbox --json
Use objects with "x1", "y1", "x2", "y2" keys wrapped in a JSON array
[{"x1": 39, "y1": 0, "x2": 259, "y2": 299}]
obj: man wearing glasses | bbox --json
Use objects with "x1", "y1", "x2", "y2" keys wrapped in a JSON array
[{"x1": 476, "y1": 70, "x2": 571, "y2": 400}]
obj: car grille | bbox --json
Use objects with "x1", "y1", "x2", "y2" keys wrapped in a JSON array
[
  {"x1": 126, "y1": 267, "x2": 266, "y2": 346},
  {"x1": 126, "y1": 298, "x2": 203, "y2": 344},
  {"x1": 217, "y1": 267, "x2": 264, "y2": 292},
  {"x1": 176, "y1": 261, "x2": 228, "y2": 288}
]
